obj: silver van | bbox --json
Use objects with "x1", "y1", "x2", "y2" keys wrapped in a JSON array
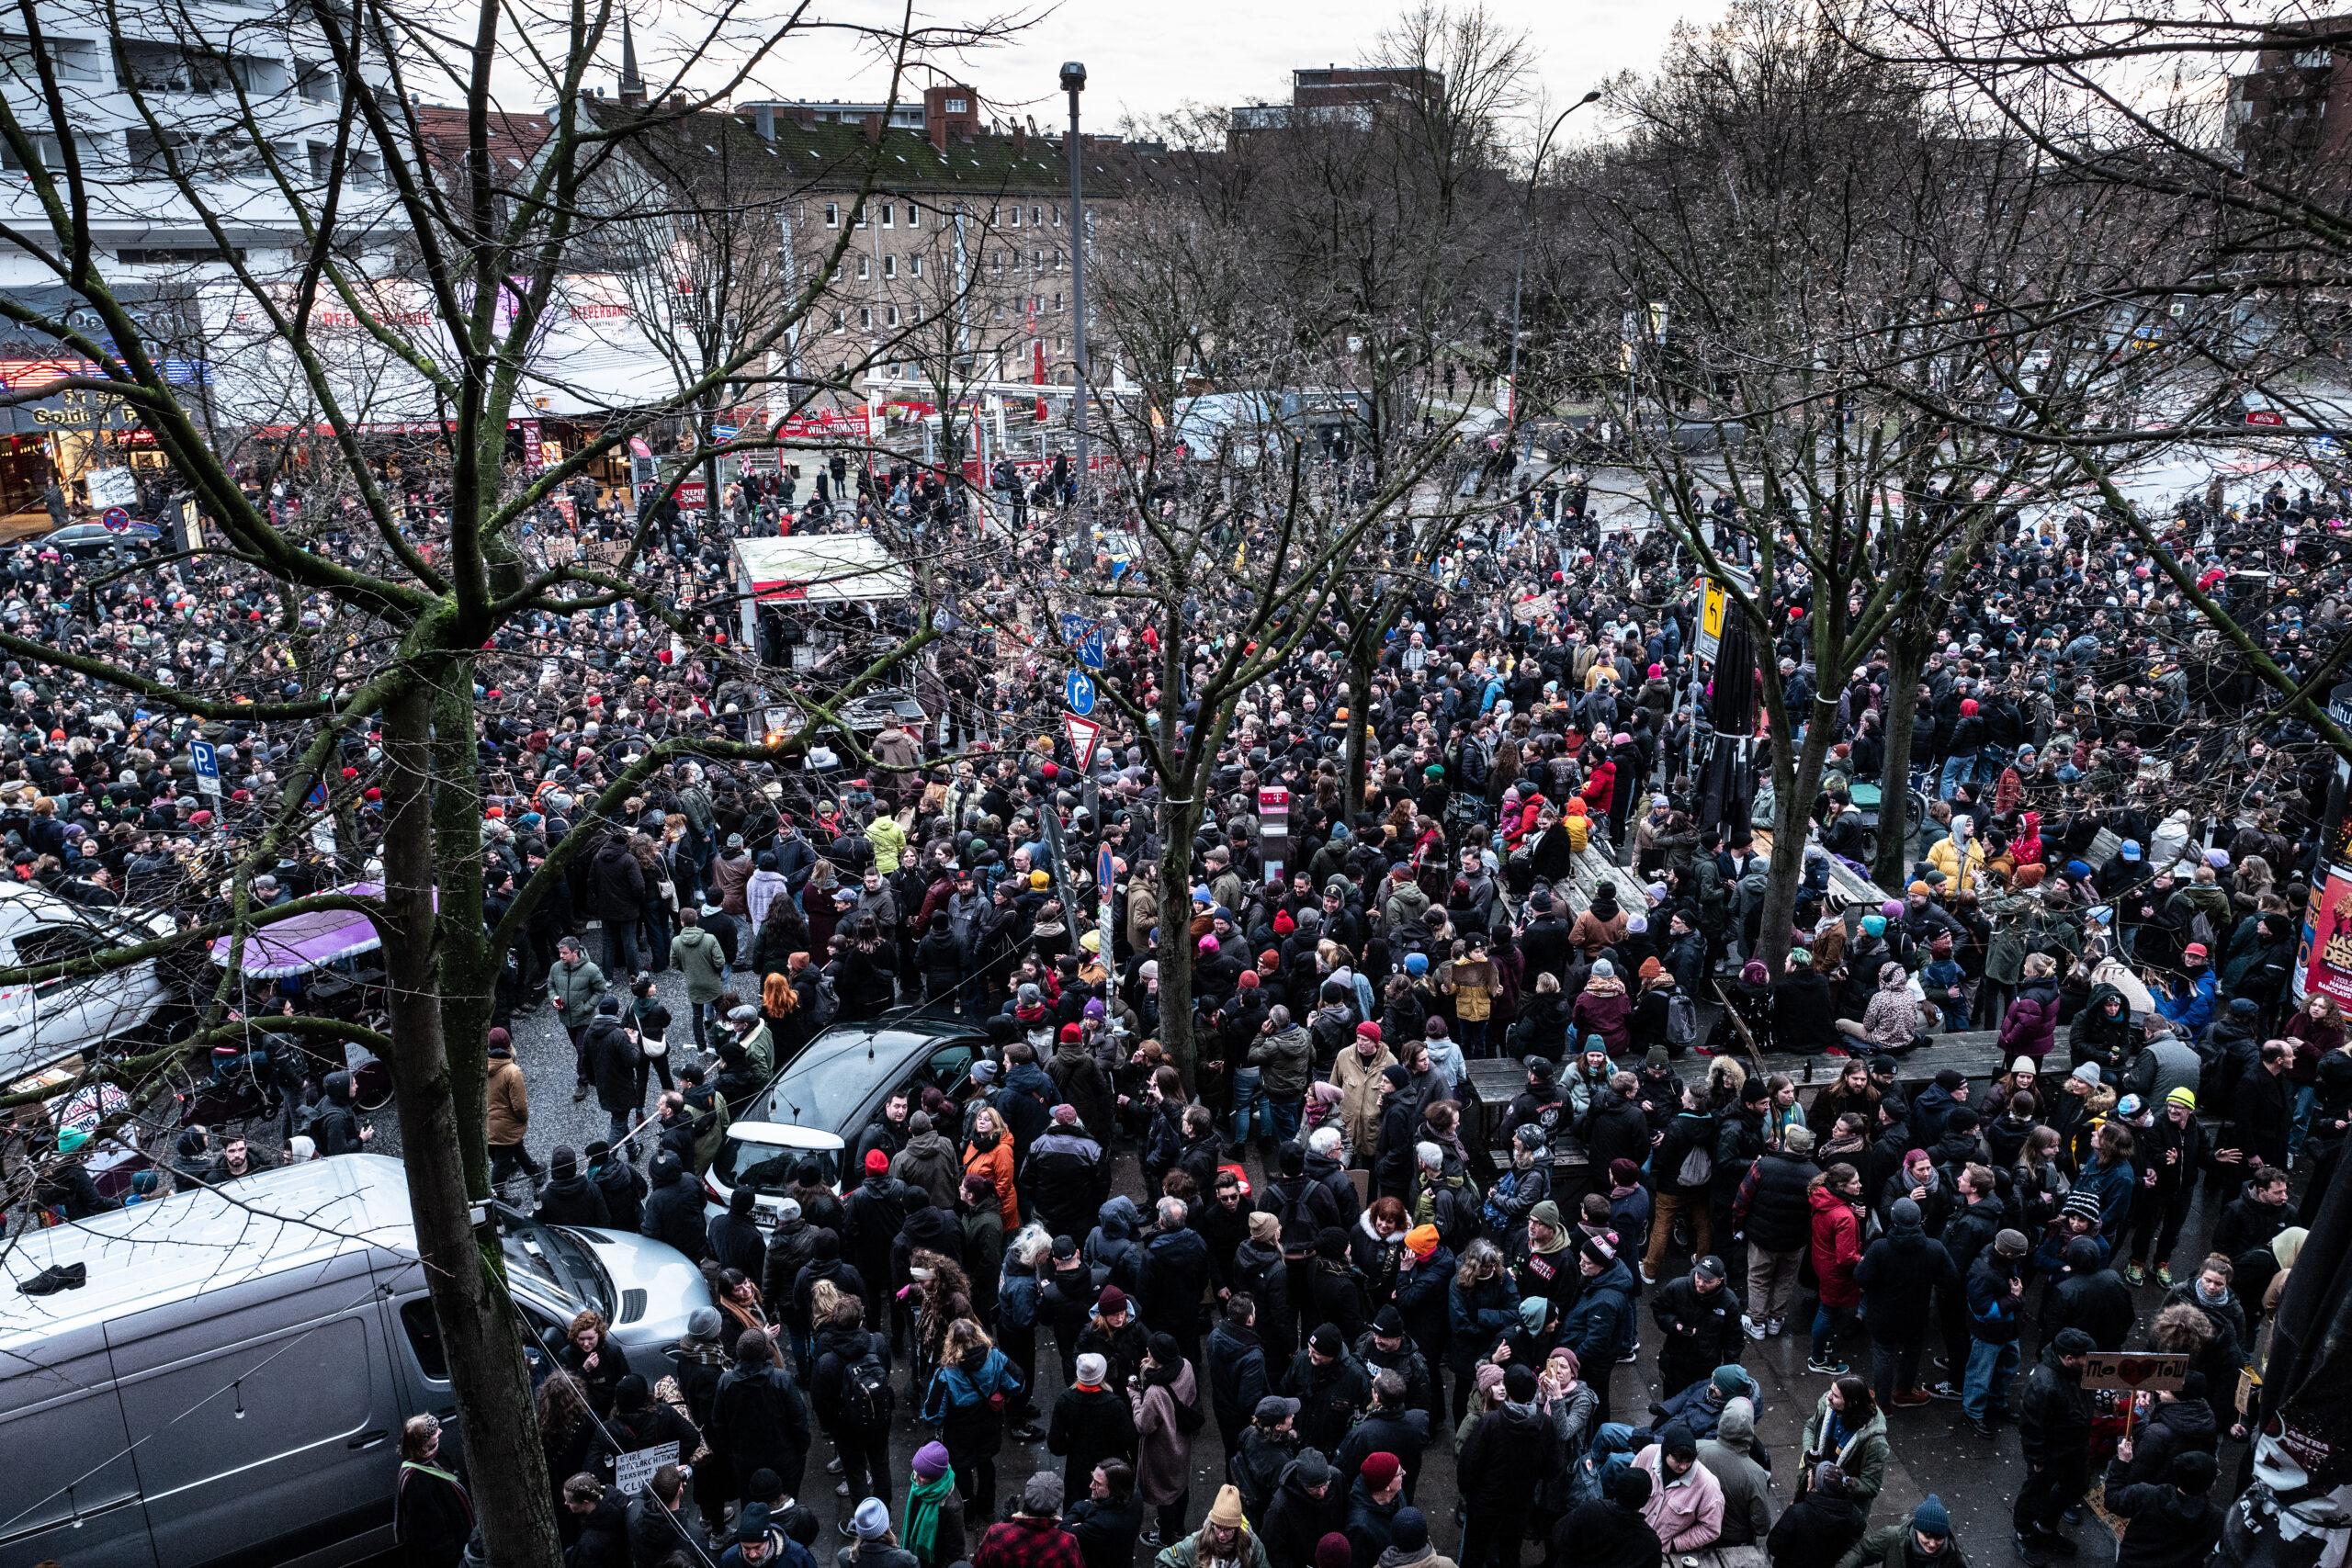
[{"x1": 0, "y1": 1154, "x2": 712, "y2": 1568}]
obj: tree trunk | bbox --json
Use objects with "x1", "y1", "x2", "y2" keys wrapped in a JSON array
[
  {"x1": 379, "y1": 682, "x2": 561, "y2": 1568},
  {"x1": 1872, "y1": 632, "x2": 1927, "y2": 892},
  {"x1": 1156, "y1": 822, "x2": 1201, "y2": 1094},
  {"x1": 1752, "y1": 696, "x2": 1838, "y2": 978}
]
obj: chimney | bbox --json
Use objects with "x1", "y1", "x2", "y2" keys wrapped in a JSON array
[
  {"x1": 862, "y1": 110, "x2": 881, "y2": 144},
  {"x1": 754, "y1": 104, "x2": 774, "y2": 141},
  {"x1": 1012, "y1": 120, "x2": 1025, "y2": 153},
  {"x1": 794, "y1": 106, "x2": 817, "y2": 131}
]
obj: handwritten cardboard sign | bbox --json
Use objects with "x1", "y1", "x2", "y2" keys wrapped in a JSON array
[{"x1": 2082, "y1": 1353, "x2": 2188, "y2": 1393}]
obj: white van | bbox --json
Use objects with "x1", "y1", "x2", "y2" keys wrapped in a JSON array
[{"x1": 0, "y1": 1155, "x2": 711, "y2": 1568}]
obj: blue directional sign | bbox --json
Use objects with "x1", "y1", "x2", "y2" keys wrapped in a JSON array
[
  {"x1": 189, "y1": 739, "x2": 220, "y2": 796},
  {"x1": 1076, "y1": 627, "x2": 1104, "y2": 670},
  {"x1": 1065, "y1": 670, "x2": 1097, "y2": 716}
]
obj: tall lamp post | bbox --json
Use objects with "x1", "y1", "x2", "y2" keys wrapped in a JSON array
[
  {"x1": 1061, "y1": 61, "x2": 1090, "y2": 507},
  {"x1": 1504, "y1": 89, "x2": 1600, "y2": 456}
]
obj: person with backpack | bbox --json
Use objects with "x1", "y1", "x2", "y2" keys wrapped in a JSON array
[
  {"x1": 1643, "y1": 1080, "x2": 1718, "y2": 1285},
  {"x1": 813, "y1": 1294, "x2": 898, "y2": 1515}
]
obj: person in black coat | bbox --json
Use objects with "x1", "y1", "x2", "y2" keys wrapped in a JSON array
[
  {"x1": 535, "y1": 1145, "x2": 610, "y2": 1226},
  {"x1": 2224, "y1": 1045, "x2": 2293, "y2": 1176},
  {"x1": 560, "y1": 1475, "x2": 633, "y2": 1568},
  {"x1": 1579, "y1": 1077, "x2": 1655, "y2": 1177},
  {"x1": 586, "y1": 1140, "x2": 646, "y2": 1231},
  {"x1": 709, "y1": 1328, "x2": 814, "y2": 1503},
  {"x1": 2101, "y1": 1448, "x2": 2223, "y2": 1568},
  {"x1": 1551, "y1": 1464, "x2": 1665, "y2": 1568},
  {"x1": 1333, "y1": 1371, "x2": 1430, "y2": 1503},
  {"x1": 1204, "y1": 1296, "x2": 1273, "y2": 1457},
  {"x1": 1650, "y1": 1259, "x2": 1744, "y2": 1401},
  {"x1": 1765, "y1": 1462, "x2": 1866, "y2": 1568},
  {"x1": 1137, "y1": 1199, "x2": 1215, "y2": 1360},
  {"x1": 640, "y1": 1151, "x2": 709, "y2": 1263},
  {"x1": 709, "y1": 1186, "x2": 768, "y2": 1278},
  {"x1": 1063, "y1": 1458, "x2": 1146, "y2": 1568},
  {"x1": 1260, "y1": 1450, "x2": 1345, "y2": 1568},
  {"x1": 1047, "y1": 1351, "x2": 1138, "y2": 1502},
  {"x1": 2048, "y1": 1236, "x2": 2137, "y2": 1351}
]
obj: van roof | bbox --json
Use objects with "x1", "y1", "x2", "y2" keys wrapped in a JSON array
[{"x1": 0, "y1": 1156, "x2": 418, "y2": 1354}]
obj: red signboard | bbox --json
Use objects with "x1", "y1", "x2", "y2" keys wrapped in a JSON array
[
  {"x1": 676, "y1": 479, "x2": 707, "y2": 511},
  {"x1": 2305, "y1": 866, "x2": 2352, "y2": 1010},
  {"x1": 521, "y1": 421, "x2": 544, "y2": 475},
  {"x1": 2246, "y1": 409, "x2": 2287, "y2": 427}
]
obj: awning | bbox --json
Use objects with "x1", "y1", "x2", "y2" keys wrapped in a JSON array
[
  {"x1": 732, "y1": 534, "x2": 912, "y2": 604},
  {"x1": 209, "y1": 882, "x2": 390, "y2": 978}
]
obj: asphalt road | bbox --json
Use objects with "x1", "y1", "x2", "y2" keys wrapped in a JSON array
[{"x1": 355, "y1": 940, "x2": 2261, "y2": 1564}]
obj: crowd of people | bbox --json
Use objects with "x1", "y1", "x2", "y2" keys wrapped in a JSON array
[{"x1": 10, "y1": 445, "x2": 2352, "y2": 1568}]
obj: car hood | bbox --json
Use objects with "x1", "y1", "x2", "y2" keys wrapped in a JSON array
[{"x1": 560, "y1": 1226, "x2": 716, "y2": 1367}]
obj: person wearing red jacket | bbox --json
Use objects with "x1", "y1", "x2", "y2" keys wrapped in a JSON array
[{"x1": 1807, "y1": 1165, "x2": 1866, "y2": 1375}]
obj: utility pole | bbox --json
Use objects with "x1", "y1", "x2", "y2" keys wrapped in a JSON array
[{"x1": 1061, "y1": 62, "x2": 1089, "y2": 508}]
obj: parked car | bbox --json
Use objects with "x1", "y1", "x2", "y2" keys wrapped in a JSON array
[
  {"x1": 44, "y1": 520, "x2": 163, "y2": 558},
  {"x1": 0, "y1": 881, "x2": 179, "y2": 1089},
  {"x1": 0, "y1": 1154, "x2": 710, "y2": 1568},
  {"x1": 705, "y1": 1013, "x2": 988, "y2": 1225}
]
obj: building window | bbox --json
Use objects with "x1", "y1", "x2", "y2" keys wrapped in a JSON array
[
  {"x1": 1052, "y1": 292, "x2": 1062, "y2": 311},
  {"x1": 1051, "y1": 206, "x2": 1061, "y2": 226},
  {"x1": 1032, "y1": 250, "x2": 1042, "y2": 271},
  {"x1": 881, "y1": 203, "x2": 894, "y2": 228},
  {"x1": 859, "y1": 306, "x2": 873, "y2": 329},
  {"x1": 833, "y1": 310, "x2": 846, "y2": 332},
  {"x1": 0, "y1": 132, "x2": 63, "y2": 170},
  {"x1": 855, "y1": 254, "x2": 868, "y2": 279},
  {"x1": 2, "y1": 37, "x2": 99, "y2": 84},
  {"x1": 825, "y1": 202, "x2": 840, "y2": 228},
  {"x1": 990, "y1": 251, "x2": 1003, "y2": 274},
  {"x1": 909, "y1": 255, "x2": 922, "y2": 277},
  {"x1": 1031, "y1": 204, "x2": 1042, "y2": 225},
  {"x1": 1008, "y1": 205, "x2": 1020, "y2": 228},
  {"x1": 296, "y1": 62, "x2": 338, "y2": 101},
  {"x1": 906, "y1": 203, "x2": 921, "y2": 228},
  {"x1": 886, "y1": 304, "x2": 900, "y2": 327},
  {"x1": 854, "y1": 203, "x2": 867, "y2": 227},
  {"x1": 944, "y1": 97, "x2": 967, "y2": 112},
  {"x1": 882, "y1": 254, "x2": 896, "y2": 278}
]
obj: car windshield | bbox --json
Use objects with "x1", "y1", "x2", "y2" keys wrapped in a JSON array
[
  {"x1": 494, "y1": 1207, "x2": 612, "y2": 1315},
  {"x1": 763, "y1": 1051, "x2": 876, "y2": 1134},
  {"x1": 715, "y1": 1138, "x2": 840, "y2": 1196}
]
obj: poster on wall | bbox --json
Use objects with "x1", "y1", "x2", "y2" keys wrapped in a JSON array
[
  {"x1": 85, "y1": 467, "x2": 137, "y2": 510},
  {"x1": 2302, "y1": 865, "x2": 2352, "y2": 1010}
]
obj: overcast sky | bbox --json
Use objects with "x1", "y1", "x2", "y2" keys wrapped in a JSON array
[{"x1": 689, "y1": 0, "x2": 1730, "y2": 131}]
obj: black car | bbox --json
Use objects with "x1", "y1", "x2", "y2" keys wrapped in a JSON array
[{"x1": 705, "y1": 1010, "x2": 988, "y2": 1224}]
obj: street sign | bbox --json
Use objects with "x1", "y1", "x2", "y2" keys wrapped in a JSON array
[
  {"x1": 101, "y1": 506, "x2": 130, "y2": 533},
  {"x1": 2246, "y1": 409, "x2": 2286, "y2": 427},
  {"x1": 189, "y1": 739, "x2": 221, "y2": 796},
  {"x1": 1696, "y1": 581, "x2": 1726, "y2": 663},
  {"x1": 1096, "y1": 841, "x2": 1116, "y2": 972},
  {"x1": 1064, "y1": 670, "x2": 1097, "y2": 716},
  {"x1": 1063, "y1": 714, "x2": 1102, "y2": 770},
  {"x1": 305, "y1": 778, "x2": 329, "y2": 809},
  {"x1": 2082, "y1": 1352, "x2": 2188, "y2": 1393},
  {"x1": 1076, "y1": 627, "x2": 1104, "y2": 670}
]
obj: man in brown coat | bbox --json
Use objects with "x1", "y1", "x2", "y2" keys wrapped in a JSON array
[{"x1": 486, "y1": 1030, "x2": 541, "y2": 1191}]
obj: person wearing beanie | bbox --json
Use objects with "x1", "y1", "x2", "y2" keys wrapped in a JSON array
[
  {"x1": 1335, "y1": 1022, "x2": 1399, "y2": 1158},
  {"x1": 899, "y1": 1443, "x2": 965, "y2": 1568},
  {"x1": 1763, "y1": 1458, "x2": 1865, "y2": 1564},
  {"x1": 1288, "y1": 1323, "x2": 1374, "y2": 1457},
  {"x1": 1630, "y1": 1420, "x2": 1724, "y2": 1552},
  {"x1": 1693, "y1": 1395, "x2": 1772, "y2": 1547},
  {"x1": 1852, "y1": 1194, "x2": 1958, "y2": 1411},
  {"x1": 1048, "y1": 1350, "x2": 1136, "y2": 1506},
  {"x1": 1258, "y1": 1445, "x2": 1340, "y2": 1568},
  {"x1": 839, "y1": 1495, "x2": 919, "y2": 1568},
  {"x1": 1838, "y1": 1490, "x2": 1962, "y2": 1565},
  {"x1": 2013, "y1": 1328, "x2": 2097, "y2": 1558},
  {"x1": 1158, "y1": 1483, "x2": 1262, "y2": 1568},
  {"x1": 975, "y1": 1472, "x2": 1086, "y2": 1568},
  {"x1": 534, "y1": 1142, "x2": 612, "y2": 1227},
  {"x1": 2099, "y1": 1443, "x2": 2222, "y2": 1568},
  {"x1": 1314, "y1": 1529, "x2": 1356, "y2": 1568},
  {"x1": 1343, "y1": 1451, "x2": 1406, "y2": 1568}
]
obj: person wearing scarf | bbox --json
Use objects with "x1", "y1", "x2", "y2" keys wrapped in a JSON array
[{"x1": 902, "y1": 1442, "x2": 963, "y2": 1567}]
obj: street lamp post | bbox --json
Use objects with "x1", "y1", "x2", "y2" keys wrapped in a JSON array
[
  {"x1": 1061, "y1": 61, "x2": 1090, "y2": 509},
  {"x1": 1504, "y1": 89, "x2": 1600, "y2": 458}
]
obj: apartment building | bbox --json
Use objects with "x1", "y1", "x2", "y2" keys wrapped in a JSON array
[
  {"x1": 2228, "y1": 19, "x2": 2352, "y2": 173},
  {"x1": 0, "y1": 1, "x2": 398, "y2": 508}
]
